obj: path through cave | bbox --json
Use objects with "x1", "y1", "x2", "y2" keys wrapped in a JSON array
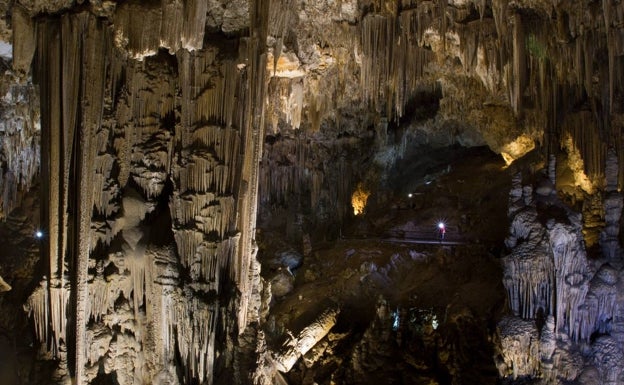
[{"x1": 257, "y1": 145, "x2": 510, "y2": 384}]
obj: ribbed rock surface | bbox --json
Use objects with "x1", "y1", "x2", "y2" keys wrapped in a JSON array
[
  {"x1": 500, "y1": 162, "x2": 624, "y2": 384},
  {"x1": 18, "y1": 4, "x2": 268, "y2": 384},
  {"x1": 0, "y1": 0, "x2": 622, "y2": 384},
  {"x1": 0, "y1": 66, "x2": 39, "y2": 219}
]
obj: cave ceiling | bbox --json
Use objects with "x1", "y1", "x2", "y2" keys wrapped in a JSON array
[{"x1": 0, "y1": 0, "x2": 622, "y2": 384}]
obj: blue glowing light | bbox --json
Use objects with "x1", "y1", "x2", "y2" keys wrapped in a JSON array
[
  {"x1": 392, "y1": 309, "x2": 400, "y2": 331},
  {"x1": 35, "y1": 230, "x2": 43, "y2": 239}
]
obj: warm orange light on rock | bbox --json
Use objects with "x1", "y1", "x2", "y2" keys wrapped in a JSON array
[
  {"x1": 351, "y1": 183, "x2": 370, "y2": 215},
  {"x1": 501, "y1": 134, "x2": 535, "y2": 166},
  {"x1": 562, "y1": 134, "x2": 594, "y2": 194}
]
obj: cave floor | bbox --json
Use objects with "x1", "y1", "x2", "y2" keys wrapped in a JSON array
[{"x1": 257, "y1": 146, "x2": 515, "y2": 384}]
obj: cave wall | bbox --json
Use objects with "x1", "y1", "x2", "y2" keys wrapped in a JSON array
[
  {"x1": 0, "y1": 0, "x2": 622, "y2": 384},
  {"x1": 257, "y1": 0, "x2": 624, "y2": 241},
  {"x1": 13, "y1": 2, "x2": 269, "y2": 384}
]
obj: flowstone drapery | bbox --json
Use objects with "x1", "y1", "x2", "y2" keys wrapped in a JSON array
[
  {"x1": 21, "y1": 4, "x2": 268, "y2": 384},
  {"x1": 500, "y1": 159, "x2": 624, "y2": 384}
]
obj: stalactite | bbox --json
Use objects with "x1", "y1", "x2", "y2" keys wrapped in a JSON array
[
  {"x1": 562, "y1": 111, "x2": 607, "y2": 182},
  {"x1": 503, "y1": 207, "x2": 555, "y2": 319},
  {"x1": 510, "y1": 12, "x2": 525, "y2": 116},
  {"x1": 88, "y1": 267, "x2": 109, "y2": 323},
  {"x1": 180, "y1": 0, "x2": 208, "y2": 51}
]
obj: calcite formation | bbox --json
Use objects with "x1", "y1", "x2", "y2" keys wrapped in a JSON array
[
  {"x1": 0, "y1": 50, "x2": 39, "y2": 219},
  {"x1": 0, "y1": 0, "x2": 620, "y2": 384},
  {"x1": 500, "y1": 158, "x2": 624, "y2": 383},
  {"x1": 273, "y1": 306, "x2": 340, "y2": 372},
  {"x1": 18, "y1": 3, "x2": 269, "y2": 384}
]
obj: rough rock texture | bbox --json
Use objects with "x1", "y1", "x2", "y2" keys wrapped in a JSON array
[
  {"x1": 0, "y1": 63, "x2": 39, "y2": 219},
  {"x1": 0, "y1": 0, "x2": 622, "y2": 384},
  {"x1": 16, "y1": 3, "x2": 268, "y2": 385},
  {"x1": 499, "y1": 156, "x2": 624, "y2": 384},
  {"x1": 496, "y1": 315, "x2": 541, "y2": 379}
]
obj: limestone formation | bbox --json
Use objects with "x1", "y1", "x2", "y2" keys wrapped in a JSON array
[
  {"x1": 0, "y1": 0, "x2": 620, "y2": 384},
  {"x1": 273, "y1": 306, "x2": 339, "y2": 373},
  {"x1": 18, "y1": 3, "x2": 269, "y2": 384},
  {"x1": 500, "y1": 158, "x2": 624, "y2": 383},
  {"x1": 496, "y1": 315, "x2": 540, "y2": 380}
]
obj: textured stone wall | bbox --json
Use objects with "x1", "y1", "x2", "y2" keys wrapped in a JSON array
[
  {"x1": 17, "y1": 2, "x2": 268, "y2": 384},
  {"x1": 1, "y1": 0, "x2": 622, "y2": 384}
]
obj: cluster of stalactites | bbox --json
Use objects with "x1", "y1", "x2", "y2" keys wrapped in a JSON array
[
  {"x1": 499, "y1": 1, "x2": 623, "y2": 183},
  {"x1": 359, "y1": 0, "x2": 624, "y2": 183},
  {"x1": 360, "y1": 7, "x2": 435, "y2": 120},
  {"x1": 503, "y1": 172, "x2": 596, "y2": 342},
  {"x1": 171, "y1": 47, "x2": 248, "y2": 288},
  {"x1": 0, "y1": 75, "x2": 40, "y2": 219},
  {"x1": 266, "y1": 76, "x2": 304, "y2": 133},
  {"x1": 0, "y1": 8, "x2": 40, "y2": 219},
  {"x1": 259, "y1": 136, "x2": 358, "y2": 222},
  {"x1": 17, "y1": 3, "x2": 268, "y2": 382},
  {"x1": 24, "y1": 278, "x2": 70, "y2": 357},
  {"x1": 113, "y1": 0, "x2": 207, "y2": 59},
  {"x1": 503, "y1": 207, "x2": 555, "y2": 320}
]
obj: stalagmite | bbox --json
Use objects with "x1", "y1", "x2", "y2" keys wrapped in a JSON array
[
  {"x1": 0, "y1": 275, "x2": 10, "y2": 291},
  {"x1": 548, "y1": 220, "x2": 590, "y2": 340},
  {"x1": 600, "y1": 148, "x2": 622, "y2": 260},
  {"x1": 581, "y1": 264, "x2": 618, "y2": 338},
  {"x1": 273, "y1": 306, "x2": 340, "y2": 372},
  {"x1": 496, "y1": 316, "x2": 540, "y2": 380},
  {"x1": 590, "y1": 336, "x2": 624, "y2": 385},
  {"x1": 503, "y1": 206, "x2": 555, "y2": 319}
]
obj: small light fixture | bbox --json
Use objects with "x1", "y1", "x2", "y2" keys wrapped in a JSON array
[
  {"x1": 438, "y1": 222, "x2": 445, "y2": 229},
  {"x1": 408, "y1": 193, "x2": 413, "y2": 198},
  {"x1": 35, "y1": 230, "x2": 43, "y2": 239}
]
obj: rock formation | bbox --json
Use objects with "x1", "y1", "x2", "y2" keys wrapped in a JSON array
[
  {"x1": 499, "y1": 153, "x2": 624, "y2": 384},
  {"x1": 0, "y1": 0, "x2": 620, "y2": 384},
  {"x1": 17, "y1": 3, "x2": 269, "y2": 384}
]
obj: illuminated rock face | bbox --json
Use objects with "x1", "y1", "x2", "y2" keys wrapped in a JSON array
[
  {"x1": 18, "y1": 5, "x2": 268, "y2": 385},
  {"x1": 500, "y1": 162, "x2": 624, "y2": 384}
]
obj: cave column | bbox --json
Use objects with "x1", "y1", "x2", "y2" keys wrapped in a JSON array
[{"x1": 600, "y1": 148, "x2": 623, "y2": 261}]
